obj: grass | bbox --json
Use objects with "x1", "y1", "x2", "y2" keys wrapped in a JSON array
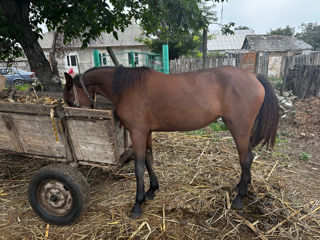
[
  {"x1": 300, "y1": 152, "x2": 311, "y2": 161},
  {"x1": 14, "y1": 84, "x2": 31, "y2": 91},
  {"x1": 268, "y1": 76, "x2": 283, "y2": 91},
  {"x1": 186, "y1": 121, "x2": 228, "y2": 136},
  {"x1": 5, "y1": 83, "x2": 31, "y2": 91}
]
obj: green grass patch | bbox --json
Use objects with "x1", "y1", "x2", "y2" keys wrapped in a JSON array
[
  {"x1": 268, "y1": 76, "x2": 283, "y2": 91},
  {"x1": 300, "y1": 152, "x2": 311, "y2": 161},
  {"x1": 186, "y1": 121, "x2": 228, "y2": 136},
  {"x1": 209, "y1": 122, "x2": 228, "y2": 132},
  {"x1": 15, "y1": 84, "x2": 31, "y2": 91}
]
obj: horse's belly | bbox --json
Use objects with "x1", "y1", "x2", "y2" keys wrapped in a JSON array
[{"x1": 151, "y1": 107, "x2": 220, "y2": 131}]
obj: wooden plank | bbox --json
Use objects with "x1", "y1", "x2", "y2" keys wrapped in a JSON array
[
  {"x1": 284, "y1": 65, "x2": 320, "y2": 98},
  {"x1": 0, "y1": 102, "x2": 113, "y2": 120},
  {"x1": 0, "y1": 118, "x2": 17, "y2": 151},
  {"x1": 1, "y1": 90, "x2": 115, "y2": 110},
  {"x1": 0, "y1": 102, "x2": 54, "y2": 115},
  {"x1": 66, "y1": 118, "x2": 118, "y2": 164},
  {"x1": 64, "y1": 107, "x2": 113, "y2": 119},
  {"x1": 9, "y1": 113, "x2": 66, "y2": 157},
  {"x1": 0, "y1": 75, "x2": 6, "y2": 93},
  {"x1": 0, "y1": 113, "x2": 24, "y2": 153}
]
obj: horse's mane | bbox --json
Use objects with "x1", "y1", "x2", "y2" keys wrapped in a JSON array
[
  {"x1": 72, "y1": 67, "x2": 115, "y2": 88},
  {"x1": 112, "y1": 66, "x2": 150, "y2": 94},
  {"x1": 79, "y1": 66, "x2": 150, "y2": 94}
]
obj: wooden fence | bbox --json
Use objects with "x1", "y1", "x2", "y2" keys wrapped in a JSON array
[
  {"x1": 170, "y1": 51, "x2": 320, "y2": 79},
  {"x1": 169, "y1": 52, "x2": 270, "y2": 75},
  {"x1": 282, "y1": 65, "x2": 320, "y2": 98},
  {"x1": 281, "y1": 51, "x2": 320, "y2": 77}
]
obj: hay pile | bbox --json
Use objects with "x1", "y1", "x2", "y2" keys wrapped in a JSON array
[
  {"x1": 0, "y1": 90, "x2": 59, "y2": 105},
  {"x1": 0, "y1": 126, "x2": 319, "y2": 239}
]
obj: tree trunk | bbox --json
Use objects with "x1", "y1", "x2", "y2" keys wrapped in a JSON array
[
  {"x1": 106, "y1": 47, "x2": 120, "y2": 66},
  {"x1": 202, "y1": 28, "x2": 208, "y2": 69},
  {"x1": 49, "y1": 32, "x2": 60, "y2": 77},
  {"x1": 0, "y1": 0, "x2": 61, "y2": 92}
]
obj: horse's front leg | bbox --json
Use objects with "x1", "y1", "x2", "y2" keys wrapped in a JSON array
[
  {"x1": 130, "y1": 130, "x2": 147, "y2": 219},
  {"x1": 145, "y1": 132, "x2": 159, "y2": 200}
]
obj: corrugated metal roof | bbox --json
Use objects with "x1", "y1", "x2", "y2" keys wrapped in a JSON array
[
  {"x1": 39, "y1": 23, "x2": 145, "y2": 49},
  {"x1": 242, "y1": 35, "x2": 313, "y2": 52},
  {"x1": 207, "y1": 29, "x2": 255, "y2": 51}
]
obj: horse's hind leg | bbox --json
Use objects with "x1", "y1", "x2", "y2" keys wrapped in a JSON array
[
  {"x1": 130, "y1": 130, "x2": 148, "y2": 218},
  {"x1": 222, "y1": 118, "x2": 254, "y2": 209},
  {"x1": 232, "y1": 144, "x2": 254, "y2": 209},
  {"x1": 145, "y1": 132, "x2": 159, "y2": 200}
]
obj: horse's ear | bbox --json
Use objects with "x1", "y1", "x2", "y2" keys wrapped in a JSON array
[{"x1": 64, "y1": 72, "x2": 73, "y2": 89}]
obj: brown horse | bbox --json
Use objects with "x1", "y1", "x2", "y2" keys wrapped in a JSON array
[{"x1": 63, "y1": 65, "x2": 279, "y2": 218}]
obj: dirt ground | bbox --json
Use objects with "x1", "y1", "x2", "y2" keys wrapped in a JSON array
[{"x1": 0, "y1": 97, "x2": 319, "y2": 240}]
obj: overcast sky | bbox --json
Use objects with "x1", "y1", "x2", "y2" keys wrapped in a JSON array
[{"x1": 211, "y1": 0, "x2": 319, "y2": 34}]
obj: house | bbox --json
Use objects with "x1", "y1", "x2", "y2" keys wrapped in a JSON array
[
  {"x1": 39, "y1": 23, "x2": 154, "y2": 75},
  {"x1": 242, "y1": 35, "x2": 313, "y2": 77},
  {"x1": 207, "y1": 29, "x2": 255, "y2": 54},
  {"x1": 242, "y1": 35, "x2": 313, "y2": 54}
]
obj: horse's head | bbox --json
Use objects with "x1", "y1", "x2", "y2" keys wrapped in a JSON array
[{"x1": 63, "y1": 73, "x2": 94, "y2": 108}]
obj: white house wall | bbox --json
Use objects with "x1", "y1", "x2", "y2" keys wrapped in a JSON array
[{"x1": 44, "y1": 46, "x2": 152, "y2": 81}]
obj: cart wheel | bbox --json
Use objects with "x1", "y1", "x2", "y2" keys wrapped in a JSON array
[{"x1": 28, "y1": 164, "x2": 90, "y2": 225}]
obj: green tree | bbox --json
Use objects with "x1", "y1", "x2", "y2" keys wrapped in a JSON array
[
  {"x1": 268, "y1": 25, "x2": 295, "y2": 36},
  {"x1": 139, "y1": 0, "x2": 205, "y2": 60},
  {"x1": 295, "y1": 23, "x2": 320, "y2": 50},
  {"x1": 0, "y1": 0, "x2": 151, "y2": 91},
  {"x1": 0, "y1": 0, "x2": 228, "y2": 90},
  {"x1": 139, "y1": 0, "x2": 232, "y2": 61},
  {"x1": 199, "y1": 2, "x2": 218, "y2": 68}
]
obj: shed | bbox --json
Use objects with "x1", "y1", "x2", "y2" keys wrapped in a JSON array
[{"x1": 242, "y1": 35, "x2": 313, "y2": 53}]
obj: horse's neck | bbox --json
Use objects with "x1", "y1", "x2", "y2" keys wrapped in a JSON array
[{"x1": 94, "y1": 77, "x2": 119, "y2": 105}]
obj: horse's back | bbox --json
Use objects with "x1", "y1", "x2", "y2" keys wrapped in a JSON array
[{"x1": 117, "y1": 66, "x2": 265, "y2": 131}]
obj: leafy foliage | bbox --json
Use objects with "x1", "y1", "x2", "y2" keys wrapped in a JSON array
[
  {"x1": 139, "y1": 0, "x2": 221, "y2": 59},
  {"x1": 0, "y1": 0, "x2": 230, "y2": 90},
  {"x1": 296, "y1": 23, "x2": 320, "y2": 50},
  {"x1": 267, "y1": 23, "x2": 320, "y2": 50},
  {"x1": 268, "y1": 25, "x2": 295, "y2": 36},
  {"x1": 0, "y1": 37, "x2": 23, "y2": 62}
]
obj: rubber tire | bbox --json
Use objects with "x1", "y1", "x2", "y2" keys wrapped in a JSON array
[
  {"x1": 13, "y1": 79, "x2": 24, "y2": 87},
  {"x1": 28, "y1": 164, "x2": 90, "y2": 225}
]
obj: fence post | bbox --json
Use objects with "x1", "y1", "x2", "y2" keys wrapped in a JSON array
[{"x1": 162, "y1": 44, "x2": 169, "y2": 74}]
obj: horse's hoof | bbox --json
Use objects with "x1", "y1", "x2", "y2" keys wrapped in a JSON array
[
  {"x1": 130, "y1": 210, "x2": 143, "y2": 219},
  {"x1": 146, "y1": 190, "x2": 156, "y2": 200},
  {"x1": 231, "y1": 196, "x2": 244, "y2": 210}
]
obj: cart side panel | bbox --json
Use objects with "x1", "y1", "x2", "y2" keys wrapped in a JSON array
[
  {"x1": 9, "y1": 113, "x2": 66, "y2": 157},
  {"x1": 0, "y1": 113, "x2": 21, "y2": 152},
  {"x1": 113, "y1": 115, "x2": 125, "y2": 157},
  {"x1": 66, "y1": 118, "x2": 118, "y2": 165}
]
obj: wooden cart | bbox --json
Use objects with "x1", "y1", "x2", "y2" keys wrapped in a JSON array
[{"x1": 0, "y1": 99, "x2": 132, "y2": 225}]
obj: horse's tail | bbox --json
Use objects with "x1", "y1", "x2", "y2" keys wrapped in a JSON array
[{"x1": 250, "y1": 75, "x2": 279, "y2": 149}]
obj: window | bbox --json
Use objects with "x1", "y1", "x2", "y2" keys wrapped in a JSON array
[
  {"x1": 66, "y1": 54, "x2": 77, "y2": 67},
  {"x1": 99, "y1": 53, "x2": 108, "y2": 66},
  {"x1": 128, "y1": 53, "x2": 139, "y2": 66}
]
